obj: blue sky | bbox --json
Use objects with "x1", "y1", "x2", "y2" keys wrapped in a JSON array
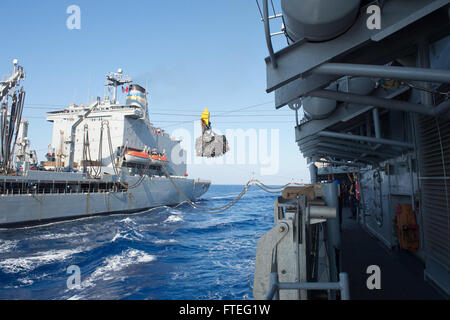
[{"x1": 0, "y1": 0, "x2": 309, "y2": 184}]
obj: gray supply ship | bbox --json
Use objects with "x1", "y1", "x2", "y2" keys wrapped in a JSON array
[
  {"x1": 253, "y1": 0, "x2": 450, "y2": 299},
  {"x1": 0, "y1": 64, "x2": 210, "y2": 228}
]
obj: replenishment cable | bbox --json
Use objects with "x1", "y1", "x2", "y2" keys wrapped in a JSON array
[{"x1": 161, "y1": 163, "x2": 304, "y2": 213}]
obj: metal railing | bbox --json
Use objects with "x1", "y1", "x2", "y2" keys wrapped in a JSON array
[
  {"x1": 265, "y1": 272, "x2": 350, "y2": 300},
  {"x1": 262, "y1": 0, "x2": 277, "y2": 68},
  {"x1": 256, "y1": 0, "x2": 285, "y2": 68}
]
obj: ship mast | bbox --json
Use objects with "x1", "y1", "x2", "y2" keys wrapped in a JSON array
[{"x1": 105, "y1": 68, "x2": 132, "y2": 104}]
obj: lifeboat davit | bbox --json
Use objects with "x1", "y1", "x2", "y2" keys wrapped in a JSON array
[{"x1": 124, "y1": 150, "x2": 169, "y2": 165}]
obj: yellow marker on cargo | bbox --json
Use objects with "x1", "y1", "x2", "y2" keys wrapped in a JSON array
[{"x1": 201, "y1": 108, "x2": 210, "y2": 126}]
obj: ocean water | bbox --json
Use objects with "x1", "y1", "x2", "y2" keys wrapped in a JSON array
[{"x1": 0, "y1": 185, "x2": 276, "y2": 300}]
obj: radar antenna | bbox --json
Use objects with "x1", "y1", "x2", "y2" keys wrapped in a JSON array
[{"x1": 105, "y1": 68, "x2": 132, "y2": 104}]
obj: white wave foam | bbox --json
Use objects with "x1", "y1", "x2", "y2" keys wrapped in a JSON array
[
  {"x1": 0, "y1": 248, "x2": 84, "y2": 274},
  {"x1": 153, "y1": 239, "x2": 178, "y2": 245},
  {"x1": 67, "y1": 294, "x2": 84, "y2": 300},
  {"x1": 111, "y1": 232, "x2": 125, "y2": 243},
  {"x1": 119, "y1": 218, "x2": 136, "y2": 224},
  {"x1": 111, "y1": 229, "x2": 144, "y2": 243},
  {"x1": 169, "y1": 208, "x2": 183, "y2": 215},
  {"x1": 79, "y1": 249, "x2": 156, "y2": 289},
  {"x1": 17, "y1": 278, "x2": 34, "y2": 285},
  {"x1": 164, "y1": 215, "x2": 183, "y2": 223},
  {"x1": 0, "y1": 240, "x2": 19, "y2": 253},
  {"x1": 31, "y1": 232, "x2": 89, "y2": 241},
  {"x1": 16, "y1": 273, "x2": 50, "y2": 287}
]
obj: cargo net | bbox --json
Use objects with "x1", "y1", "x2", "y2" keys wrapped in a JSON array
[{"x1": 195, "y1": 131, "x2": 229, "y2": 158}]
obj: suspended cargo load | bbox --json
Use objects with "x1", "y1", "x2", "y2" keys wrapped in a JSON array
[
  {"x1": 195, "y1": 131, "x2": 229, "y2": 158},
  {"x1": 196, "y1": 108, "x2": 229, "y2": 158}
]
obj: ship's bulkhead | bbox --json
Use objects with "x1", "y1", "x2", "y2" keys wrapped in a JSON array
[
  {"x1": 123, "y1": 117, "x2": 187, "y2": 176},
  {"x1": 265, "y1": 1, "x2": 450, "y2": 296},
  {"x1": 319, "y1": 40, "x2": 450, "y2": 296},
  {"x1": 416, "y1": 110, "x2": 450, "y2": 293},
  {"x1": 46, "y1": 103, "x2": 187, "y2": 177}
]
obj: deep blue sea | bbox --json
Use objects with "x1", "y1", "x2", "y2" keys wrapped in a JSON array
[{"x1": 0, "y1": 185, "x2": 276, "y2": 300}]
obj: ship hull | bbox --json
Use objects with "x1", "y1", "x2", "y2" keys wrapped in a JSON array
[{"x1": 0, "y1": 174, "x2": 210, "y2": 228}]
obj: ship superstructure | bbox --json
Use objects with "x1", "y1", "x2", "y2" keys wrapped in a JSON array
[
  {"x1": 44, "y1": 69, "x2": 186, "y2": 178},
  {"x1": 254, "y1": 0, "x2": 450, "y2": 298},
  {"x1": 0, "y1": 65, "x2": 210, "y2": 228}
]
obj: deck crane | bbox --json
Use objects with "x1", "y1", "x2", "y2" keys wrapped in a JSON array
[{"x1": 0, "y1": 59, "x2": 26, "y2": 173}]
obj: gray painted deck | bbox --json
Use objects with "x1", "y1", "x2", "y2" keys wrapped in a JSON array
[{"x1": 340, "y1": 208, "x2": 445, "y2": 300}]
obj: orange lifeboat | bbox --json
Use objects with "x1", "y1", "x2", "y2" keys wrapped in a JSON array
[
  {"x1": 124, "y1": 150, "x2": 151, "y2": 165},
  {"x1": 151, "y1": 153, "x2": 169, "y2": 163},
  {"x1": 124, "y1": 150, "x2": 169, "y2": 165}
]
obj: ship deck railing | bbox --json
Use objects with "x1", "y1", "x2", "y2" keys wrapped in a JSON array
[{"x1": 265, "y1": 272, "x2": 350, "y2": 300}]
